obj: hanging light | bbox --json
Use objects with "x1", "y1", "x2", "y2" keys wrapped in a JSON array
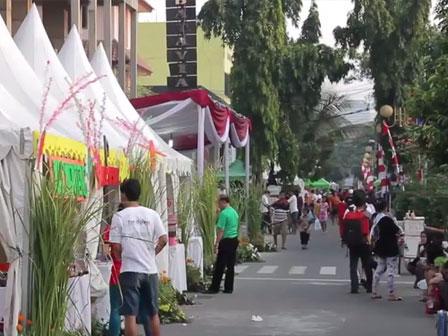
[
  {"x1": 168, "y1": 134, "x2": 174, "y2": 148},
  {"x1": 379, "y1": 105, "x2": 394, "y2": 118}
]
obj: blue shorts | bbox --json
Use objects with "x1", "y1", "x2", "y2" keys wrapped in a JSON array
[{"x1": 119, "y1": 272, "x2": 158, "y2": 317}]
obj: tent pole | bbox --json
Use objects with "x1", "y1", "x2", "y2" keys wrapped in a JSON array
[
  {"x1": 245, "y1": 135, "x2": 250, "y2": 197},
  {"x1": 244, "y1": 135, "x2": 250, "y2": 236},
  {"x1": 197, "y1": 106, "x2": 205, "y2": 183},
  {"x1": 224, "y1": 138, "x2": 230, "y2": 193}
]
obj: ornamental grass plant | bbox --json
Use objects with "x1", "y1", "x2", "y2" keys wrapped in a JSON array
[
  {"x1": 177, "y1": 180, "x2": 194, "y2": 253},
  {"x1": 247, "y1": 185, "x2": 262, "y2": 242},
  {"x1": 193, "y1": 167, "x2": 218, "y2": 267},
  {"x1": 29, "y1": 172, "x2": 102, "y2": 336},
  {"x1": 129, "y1": 153, "x2": 157, "y2": 210}
]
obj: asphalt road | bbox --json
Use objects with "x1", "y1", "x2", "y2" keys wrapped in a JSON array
[{"x1": 162, "y1": 224, "x2": 436, "y2": 336}]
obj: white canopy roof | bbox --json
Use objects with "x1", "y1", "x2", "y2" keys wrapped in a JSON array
[
  {"x1": 90, "y1": 44, "x2": 192, "y2": 175},
  {"x1": 0, "y1": 13, "x2": 77, "y2": 139},
  {"x1": 13, "y1": 4, "x2": 126, "y2": 148},
  {"x1": 58, "y1": 26, "x2": 191, "y2": 174}
]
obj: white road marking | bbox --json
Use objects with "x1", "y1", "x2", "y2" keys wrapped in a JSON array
[
  {"x1": 257, "y1": 266, "x2": 278, "y2": 274},
  {"x1": 289, "y1": 266, "x2": 307, "y2": 275},
  {"x1": 235, "y1": 265, "x2": 248, "y2": 273},
  {"x1": 236, "y1": 277, "x2": 415, "y2": 285},
  {"x1": 320, "y1": 266, "x2": 337, "y2": 275}
]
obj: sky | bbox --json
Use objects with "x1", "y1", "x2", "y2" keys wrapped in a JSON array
[{"x1": 144, "y1": 0, "x2": 354, "y2": 46}]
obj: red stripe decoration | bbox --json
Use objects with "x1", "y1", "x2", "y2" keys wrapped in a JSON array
[
  {"x1": 382, "y1": 121, "x2": 401, "y2": 183},
  {"x1": 377, "y1": 144, "x2": 389, "y2": 195}
]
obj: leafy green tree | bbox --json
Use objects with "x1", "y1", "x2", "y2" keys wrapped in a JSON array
[
  {"x1": 300, "y1": 0, "x2": 321, "y2": 43},
  {"x1": 276, "y1": 1, "x2": 349, "y2": 180},
  {"x1": 199, "y1": 0, "x2": 303, "y2": 177},
  {"x1": 334, "y1": 0, "x2": 431, "y2": 108},
  {"x1": 406, "y1": 0, "x2": 448, "y2": 168}
]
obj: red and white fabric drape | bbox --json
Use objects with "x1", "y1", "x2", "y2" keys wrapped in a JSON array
[
  {"x1": 361, "y1": 163, "x2": 374, "y2": 191},
  {"x1": 377, "y1": 145, "x2": 389, "y2": 195},
  {"x1": 382, "y1": 121, "x2": 401, "y2": 183}
]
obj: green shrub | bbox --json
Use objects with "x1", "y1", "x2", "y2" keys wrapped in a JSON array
[{"x1": 394, "y1": 174, "x2": 448, "y2": 228}]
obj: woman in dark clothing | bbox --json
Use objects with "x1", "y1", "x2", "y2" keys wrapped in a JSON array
[
  {"x1": 371, "y1": 198, "x2": 404, "y2": 301},
  {"x1": 407, "y1": 231, "x2": 428, "y2": 287}
]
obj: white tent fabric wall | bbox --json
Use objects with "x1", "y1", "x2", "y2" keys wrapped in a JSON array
[
  {"x1": 0, "y1": 128, "x2": 33, "y2": 336},
  {"x1": 0, "y1": 15, "x2": 84, "y2": 142},
  {"x1": 90, "y1": 44, "x2": 192, "y2": 176}
]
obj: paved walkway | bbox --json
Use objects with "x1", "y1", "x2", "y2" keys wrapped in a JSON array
[{"x1": 162, "y1": 225, "x2": 436, "y2": 336}]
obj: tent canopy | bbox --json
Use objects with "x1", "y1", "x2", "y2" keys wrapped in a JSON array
[
  {"x1": 217, "y1": 159, "x2": 248, "y2": 180},
  {"x1": 131, "y1": 90, "x2": 252, "y2": 150},
  {"x1": 307, "y1": 178, "x2": 331, "y2": 190},
  {"x1": 90, "y1": 44, "x2": 192, "y2": 175}
]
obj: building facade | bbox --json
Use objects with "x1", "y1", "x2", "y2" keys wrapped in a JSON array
[
  {"x1": 138, "y1": 22, "x2": 233, "y2": 103},
  {"x1": 0, "y1": 0, "x2": 153, "y2": 97}
]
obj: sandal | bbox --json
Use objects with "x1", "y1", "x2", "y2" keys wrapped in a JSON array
[
  {"x1": 388, "y1": 295, "x2": 403, "y2": 301},
  {"x1": 371, "y1": 294, "x2": 382, "y2": 299}
]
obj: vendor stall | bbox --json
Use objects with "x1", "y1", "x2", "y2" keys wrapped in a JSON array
[
  {"x1": 0, "y1": 128, "x2": 33, "y2": 336},
  {"x1": 131, "y1": 90, "x2": 252, "y2": 193},
  {"x1": 0, "y1": 7, "x2": 195, "y2": 335}
]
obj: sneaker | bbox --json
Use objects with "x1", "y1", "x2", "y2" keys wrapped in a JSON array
[{"x1": 203, "y1": 289, "x2": 219, "y2": 294}]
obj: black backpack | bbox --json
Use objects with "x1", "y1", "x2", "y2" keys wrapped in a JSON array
[{"x1": 343, "y1": 219, "x2": 364, "y2": 248}]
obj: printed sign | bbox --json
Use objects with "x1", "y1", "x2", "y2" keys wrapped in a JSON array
[
  {"x1": 50, "y1": 157, "x2": 88, "y2": 198},
  {"x1": 166, "y1": 0, "x2": 197, "y2": 89}
]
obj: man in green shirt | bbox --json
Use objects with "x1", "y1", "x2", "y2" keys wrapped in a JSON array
[{"x1": 208, "y1": 195, "x2": 239, "y2": 294}]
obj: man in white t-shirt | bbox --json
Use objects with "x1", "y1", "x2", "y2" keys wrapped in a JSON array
[
  {"x1": 110, "y1": 179, "x2": 167, "y2": 336},
  {"x1": 260, "y1": 190, "x2": 271, "y2": 233},
  {"x1": 287, "y1": 191, "x2": 299, "y2": 233}
]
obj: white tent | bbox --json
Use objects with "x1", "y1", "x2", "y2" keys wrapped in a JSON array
[
  {"x1": 90, "y1": 43, "x2": 192, "y2": 176},
  {"x1": 0, "y1": 128, "x2": 33, "y2": 336},
  {"x1": 0, "y1": 11, "x2": 87, "y2": 142},
  {"x1": 58, "y1": 26, "x2": 191, "y2": 177},
  {"x1": 13, "y1": 5, "x2": 128, "y2": 149}
]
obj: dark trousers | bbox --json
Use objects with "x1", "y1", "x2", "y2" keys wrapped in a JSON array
[
  {"x1": 300, "y1": 231, "x2": 310, "y2": 245},
  {"x1": 349, "y1": 244, "x2": 373, "y2": 292},
  {"x1": 210, "y1": 238, "x2": 239, "y2": 292}
]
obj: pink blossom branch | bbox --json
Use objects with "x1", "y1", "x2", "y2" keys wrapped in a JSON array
[
  {"x1": 43, "y1": 75, "x2": 104, "y2": 131},
  {"x1": 39, "y1": 61, "x2": 53, "y2": 131}
]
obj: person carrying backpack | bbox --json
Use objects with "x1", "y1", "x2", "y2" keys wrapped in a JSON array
[{"x1": 341, "y1": 190, "x2": 373, "y2": 294}]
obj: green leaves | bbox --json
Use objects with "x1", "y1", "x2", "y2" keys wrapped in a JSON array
[
  {"x1": 300, "y1": 0, "x2": 321, "y2": 43},
  {"x1": 29, "y1": 173, "x2": 103, "y2": 336},
  {"x1": 335, "y1": 0, "x2": 431, "y2": 108}
]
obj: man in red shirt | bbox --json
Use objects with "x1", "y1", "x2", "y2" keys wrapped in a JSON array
[{"x1": 342, "y1": 190, "x2": 373, "y2": 294}]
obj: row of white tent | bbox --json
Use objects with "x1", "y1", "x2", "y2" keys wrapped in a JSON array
[
  {"x1": 0, "y1": 4, "x2": 192, "y2": 175},
  {"x1": 0, "y1": 5, "x2": 193, "y2": 336}
]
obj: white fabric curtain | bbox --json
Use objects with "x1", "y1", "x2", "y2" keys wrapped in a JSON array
[
  {"x1": 0, "y1": 128, "x2": 32, "y2": 336},
  {"x1": 229, "y1": 123, "x2": 249, "y2": 148}
]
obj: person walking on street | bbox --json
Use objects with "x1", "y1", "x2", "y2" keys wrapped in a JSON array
[
  {"x1": 287, "y1": 191, "x2": 299, "y2": 234},
  {"x1": 260, "y1": 189, "x2": 271, "y2": 233},
  {"x1": 370, "y1": 198, "x2": 404, "y2": 301},
  {"x1": 319, "y1": 196, "x2": 329, "y2": 234},
  {"x1": 271, "y1": 194, "x2": 290, "y2": 250},
  {"x1": 329, "y1": 190, "x2": 340, "y2": 225},
  {"x1": 110, "y1": 179, "x2": 168, "y2": 336},
  {"x1": 300, "y1": 208, "x2": 313, "y2": 249},
  {"x1": 341, "y1": 190, "x2": 373, "y2": 294},
  {"x1": 209, "y1": 196, "x2": 240, "y2": 294}
]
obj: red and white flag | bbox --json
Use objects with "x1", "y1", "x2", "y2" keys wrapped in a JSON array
[{"x1": 377, "y1": 145, "x2": 389, "y2": 195}]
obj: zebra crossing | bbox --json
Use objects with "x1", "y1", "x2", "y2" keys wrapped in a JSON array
[{"x1": 235, "y1": 264, "x2": 341, "y2": 277}]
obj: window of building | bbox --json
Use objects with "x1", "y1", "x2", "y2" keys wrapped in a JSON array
[{"x1": 81, "y1": 4, "x2": 88, "y2": 29}]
